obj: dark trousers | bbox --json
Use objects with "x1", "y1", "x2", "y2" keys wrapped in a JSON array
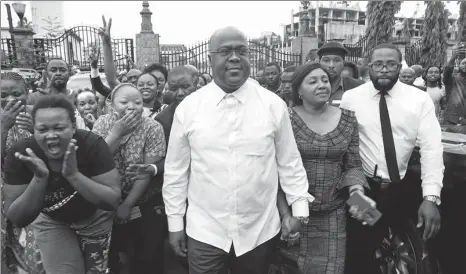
[
  {"x1": 345, "y1": 171, "x2": 423, "y2": 274},
  {"x1": 187, "y1": 234, "x2": 279, "y2": 274},
  {"x1": 109, "y1": 208, "x2": 167, "y2": 274}
]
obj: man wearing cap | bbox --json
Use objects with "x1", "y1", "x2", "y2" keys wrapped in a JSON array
[{"x1": 318, "y1": 41, "x2": 365, "y2": 106}]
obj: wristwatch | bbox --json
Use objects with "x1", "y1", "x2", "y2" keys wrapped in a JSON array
[
  {"x1": 295, "y1": 216, "x2": 309, "y2": 225},
  {"x1": 424, "y1": 195, "x2": 441, "y2": 205}
]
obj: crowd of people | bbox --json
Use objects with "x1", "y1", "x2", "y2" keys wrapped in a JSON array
[{"x1": 1, "y1": 14, "x2": 466, "y2": 274}]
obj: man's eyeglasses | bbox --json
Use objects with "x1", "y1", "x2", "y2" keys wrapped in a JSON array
[
  {"x1": 211, "y1": 47, "x2": 250, "y2": 57},
  {"x1": 369, "y1": 61, "x2": 400, "y2": 72}
]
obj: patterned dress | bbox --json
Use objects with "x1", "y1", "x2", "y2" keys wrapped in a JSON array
[
  {"x1": 1, "y1": 126, "x2": 45, "y2": 274},
  {"x1": 289, "y1": 107, "x2": 368, "y2": 274},
  {"x1": 92, "y1": 114, "x2": 166, "y2": 220}
]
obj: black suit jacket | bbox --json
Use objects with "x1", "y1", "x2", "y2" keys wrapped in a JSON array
[
  {"x1": 90, "y1": 76, "x2": 112, "y2": 98},
  {"x1": 154, "y1": 102, "x2": 177, "y2": 147}
]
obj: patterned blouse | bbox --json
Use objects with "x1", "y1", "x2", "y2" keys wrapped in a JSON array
[
  {"x1": 2, "y1": 127, "x2": 45, "y2": 274},
  {"x1": 289, "y1": 107, "x2": 368, "y2": 212},
  {"x1": 92, "y1": 114, "x2": 166, "y2": 206}
]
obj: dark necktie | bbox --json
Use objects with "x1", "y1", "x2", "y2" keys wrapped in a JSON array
[{"x1": 379, "y1": 91, "x2": 401, "y2": 182}]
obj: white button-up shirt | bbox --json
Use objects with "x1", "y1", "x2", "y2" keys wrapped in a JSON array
[
  {"x1": 340, "y1": 81, "x2": 444, "y2": 197},
  {"x1": 162, "y1": 79, "x2": 314, "y2": 256}
]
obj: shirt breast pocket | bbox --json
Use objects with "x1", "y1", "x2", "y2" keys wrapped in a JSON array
[{"x1": 238, "y1": 124, "x2": 272, "y2": 170}]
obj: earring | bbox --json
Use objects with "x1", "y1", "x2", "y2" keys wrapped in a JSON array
[{"x1": 299, "y1": 94, "x2": 302, "y2": 99}]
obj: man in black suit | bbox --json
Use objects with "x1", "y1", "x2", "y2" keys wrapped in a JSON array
[{"x1": 318, "y1": 41, "x2": 365, "y2": 106}]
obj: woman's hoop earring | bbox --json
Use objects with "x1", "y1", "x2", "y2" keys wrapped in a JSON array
[{"x1": 299, "y1": 94, "x2": 302, "y2": 99}]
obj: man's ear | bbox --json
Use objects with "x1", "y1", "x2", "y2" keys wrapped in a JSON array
[{"x1": 208, "y1": 54, "x2": 212, "y2": 67}]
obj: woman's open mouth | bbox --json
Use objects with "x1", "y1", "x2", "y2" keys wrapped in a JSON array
[{"x1": 47, "y1": 142, "x2": 62, "y2": 155}]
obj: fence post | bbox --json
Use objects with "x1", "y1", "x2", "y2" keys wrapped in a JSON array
[
  {"x1": 10, "y1": 27, "x2": 36, "y2": 68},
  {"x1": 135, "y1": 1, "x2": 160, "y2": 70}
]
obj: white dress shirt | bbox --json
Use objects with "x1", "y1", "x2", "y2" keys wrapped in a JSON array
[
  {"x1": 340, "y1": 81, "x2": 444, "y2": 197},
  {"x1": 162, "y1": 79, "x2": 314, "y2": 256}
]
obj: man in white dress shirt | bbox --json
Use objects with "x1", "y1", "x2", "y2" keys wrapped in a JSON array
[
  {"x1": 162, "y1": 26, "x2": 314, "y2": 274},
  {"x1": 340, "y1": 43, "x2": 444, "y2": 274}
]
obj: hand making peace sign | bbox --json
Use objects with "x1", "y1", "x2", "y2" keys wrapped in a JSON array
[{"x1": 99, "y1": 15, "x2": 112, "y2": 45}]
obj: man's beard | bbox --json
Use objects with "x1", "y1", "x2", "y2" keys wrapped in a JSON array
[
  {"x1": 52, "y1": 81, "x2": 67, "y2": 91},
  {"x1": 370, "y1": 72, "x2": 399, "y2": 93}
]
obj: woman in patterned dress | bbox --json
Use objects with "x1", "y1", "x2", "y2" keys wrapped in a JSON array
[
  {"x1": 277, "y1": 63, "x2": 369, "y2": 274},
  {"x1": 92, "y1": 83, "x2": 166, "y2": 274},
  {"x1": 1, "y1": 72, "x2": 45, "y2": 274}
]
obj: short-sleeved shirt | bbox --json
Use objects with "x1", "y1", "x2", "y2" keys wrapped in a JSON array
[
  {"x1": 3, "y1": 130, "x2": 115, "y2": 223},
  {"x1": 92, "y1": 114, "x2": 166, "y2": 205}
]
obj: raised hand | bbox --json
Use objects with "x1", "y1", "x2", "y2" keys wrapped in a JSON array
[
  {"x1": 15, "y1": 148, "x2": 49, "y2": 179},
  {"x1": 1, "y1": 100, "x2": 25, "y2": 131},
  {"x1": 16, "y1": 111, "x2": 34, "y2": 133},
  {"x1": 111, "y1": 111, "x2": 141, "y2": 138},
  {"x1": 36, "y1": 70, "x2": 50, "y2": 94},
  {"x1": 88, "y1": 47, "x2": 101, "y2": 69},
  {"x1": 61, "y1": 139, "x2": 79, "y2": 178},
  {"x1": 99, "y1": 15, "x2": 112, "y2": 45},
  {"x1": 126, "y1": 164, "x2": 155, "y2": 181}
]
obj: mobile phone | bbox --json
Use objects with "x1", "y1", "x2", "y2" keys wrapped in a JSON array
[{"x1": 347, "y1": 192, "x2": 382, "y2": 226}]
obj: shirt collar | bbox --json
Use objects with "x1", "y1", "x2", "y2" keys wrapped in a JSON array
[
  {"x1": 370, "y1": 80, "x2": 402, "y2": 97},
  {"x1": 211, "y1": 79, "x2": 250, "y2": 106}
]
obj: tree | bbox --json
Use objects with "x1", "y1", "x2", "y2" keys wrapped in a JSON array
[
  {"x1": 420, "y1": 0, "x2": 449, "y2": 67},
  {"x1": 365, "y1": 1, "x2": 402, "y2": 55},
  {"x1": 458, "y1": 1, "x2": 466, "y2": 43},
  {"x1": 41, "y1": 16, "x2": 63, "y2": 39}
]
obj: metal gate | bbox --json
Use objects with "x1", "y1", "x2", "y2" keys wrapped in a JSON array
[
  {"x1": 1, "y1": 25, "x2": 134, "y2": 71},
  {"x1": 160, "y1": 39, "x2": 301, "y2": 78}
]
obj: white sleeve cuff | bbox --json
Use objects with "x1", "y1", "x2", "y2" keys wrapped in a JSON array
[
  {"x1": 90, "y1": 68, "x2": 100, "y2": 78},
  {"x1": 422, "y1": 185, "x2": 442, "y2": 198},
  {"x1": 167, "y1": 216, "x2": 185, "y2": 232},
  {"x1": 291, "y1": 199, "x2": 310, "y2": 218}
]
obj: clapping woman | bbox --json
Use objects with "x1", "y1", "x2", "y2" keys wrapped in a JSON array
[{"x1": 3, "y1": 94, "x2": 121, "y2": 273}]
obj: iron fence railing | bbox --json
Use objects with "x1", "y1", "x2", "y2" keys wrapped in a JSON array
[
  {"x1": 160, "y1": 38, "x2": 301, "y2": 78},
  {"x1": 1, "y1": 25, "x2": 134, "y2": 71}
]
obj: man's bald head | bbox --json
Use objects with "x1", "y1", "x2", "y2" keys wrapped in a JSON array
[
  {"x1": 410, "y1": 65, "x2": 423, "y2": 77},
  {"x1": 399, "y1": 67, "x2": 416, "y2": 85},
  {"x1": 209, "y1": 26, "x2": 250, "y2": 93},
  {"x1": 209, "y1": 26, "x2": 247, "y2": 52},
  {"x1": 169, "y1": 66, "x2": 192, "y2": 82}
]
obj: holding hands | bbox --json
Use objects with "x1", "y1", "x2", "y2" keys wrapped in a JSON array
[{"x1": 280, "y1": 213, "x2": 302, "y2": 245}]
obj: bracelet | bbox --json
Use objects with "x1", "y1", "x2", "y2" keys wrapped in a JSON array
[
  {"x1": 149, "y1": 164, "x2": 158, "y2": 176},
  {"x1": 295, "y1": 216, "x2": 309, "y2": 225}
]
